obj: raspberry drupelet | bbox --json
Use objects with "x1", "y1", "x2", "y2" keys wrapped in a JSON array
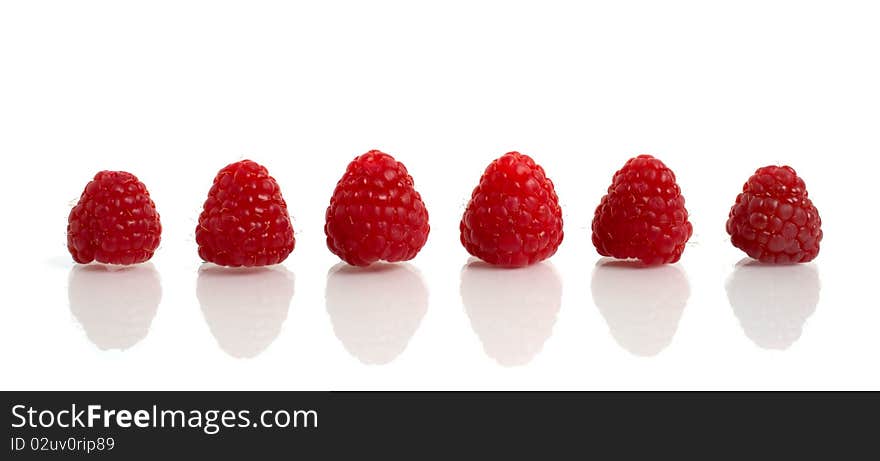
[{"x1": 67, "y1": 171, "x2": 162, "y2": 265}]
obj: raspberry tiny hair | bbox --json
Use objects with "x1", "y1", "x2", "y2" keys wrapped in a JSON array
[
  {"x1": 325, "y1": 150, "x2": 430, "y2": 266},
  {"x1": 460, "y1": 151, "x2": 564, "y2": 267},
  {"x1": 726, "y1": 165, "x2": 822, "y2": 263},
  {"x1": 67, "y1": 170, "x2": 162, "y2": 265},
  {"x1": 196, "y1": 159, "x2": 295, "y2": 267},
  {"x1": 591, "y1": 155, "x2": 693, "y2": 265}
]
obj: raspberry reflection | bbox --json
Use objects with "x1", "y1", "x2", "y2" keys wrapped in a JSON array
[
  {"x1": 591, "y1": 259, "x2": 690, "y2": 357},
  {"x1": 460, "y1": 260, "x2": 561, "y2": 366},
  {"x1": 68, "y1": 263, "x2": 161, "y2": 351},
  {"x1": 325, "y1": 263, "x2": 428, "y2": 365},
  {"x1": 726, "y1": 259, "x2": 819, "y2": 350},
  {"x1": 197, "y1": 264, "x2": 294, "y2": 358}
]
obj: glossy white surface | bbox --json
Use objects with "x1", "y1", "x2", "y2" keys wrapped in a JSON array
[{"x1": 1, "y1": 1, "x2": 878, "y2": 390}]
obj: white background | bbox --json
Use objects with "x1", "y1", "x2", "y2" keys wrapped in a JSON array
[{"x1": 1, "y1": 1, "x2": 877, "y2": 390}]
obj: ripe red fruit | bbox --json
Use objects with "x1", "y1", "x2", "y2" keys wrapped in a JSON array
[
  {"x1": 196, "y1": 160, "x2": 295, "y2": 267},
  {"x1": 67, "y1": 171, "x2": 162, "y2": 265},
  {"x1": 325, "y1": 150, "x2": 430, "y2": 266},
  {"x1": 592, "y1": 155, "x2": 693, "y2": 265},
  {"x1": 726, "y1": 165, "x2": 822, "y2": 263},
  {"x1": 460, "y1": 151, "x2": 564, "y2": 267}
]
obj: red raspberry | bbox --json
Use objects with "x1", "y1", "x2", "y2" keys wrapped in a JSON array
[
  {"x1": 460, "y1": 152, "x2": 564, "y2": 267},
  {"x1": 726, "y1": 165, "x2": 822, "y2": 263},
  {"x1": 592, "y1": 155, "x2": 693, "y2": 265},
  {"x1": 67, "y1": 171, "x2": 162, "y2": 265},
  {"x1": 196, "y1": 160, "x2": 295, "y2": 267},
  {"x1": 325, "y1": 150, "x2": 430, "y2": 266}
]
